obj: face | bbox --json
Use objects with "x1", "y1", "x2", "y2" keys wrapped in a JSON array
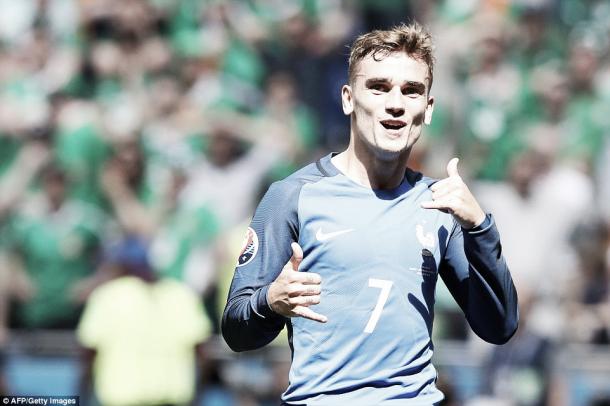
[
  {"x1": 43, "y1": 175, "x2": 66, "y2": 208},
  {"x1": 342, "y1": 52, "x2": 434, "y2": 161}
]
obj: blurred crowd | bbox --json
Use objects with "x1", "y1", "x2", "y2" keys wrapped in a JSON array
[{"x1": 0, "y1": 0, "x2": 609, "y2": 405}]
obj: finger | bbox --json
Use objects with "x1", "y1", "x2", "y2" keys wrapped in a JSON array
[
  {"x1": 421, "y1": 199, "x2": 455, "y2": 212},
  {"x1": 287, "y1": 283, "x2": 320, "y2": 297},
  {"x1": 299, "y1": 272, "x2": 322, "y2": 285},
  {"x1": 289, "y1": 242, "x2": 303, "y2": 270},
  {"x1": 292, "y1": 284, "x2": 321, "y2": 296},
  {"x1": 446, "y1": 157, "x2": 460, "y2": 178},
  {"x1": 429, "y1": 177, "x2": 453, "y2": 192},
  {"x1": 430, "y1": 174, "x2": 464, "y2": 191},
  {"x1": 431, "y1": 184, "x2": 461, "y2": 201},
  {"x1": 420, "y1": 200, "x2": 440, "y2": 210},
  {"x1": 289, "y1": 295, "x2": 321, "y2": 306},
  {"x1": 289, "y1": 271, "x2": 321, "y2": 285},
  {"x1": 293, "y1": 306, "x2": 328, "y2": 323}
]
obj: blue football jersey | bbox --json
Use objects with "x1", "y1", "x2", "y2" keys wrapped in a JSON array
[{"x1": 222, "y1": 153, "x2": 518, "y2": 405}]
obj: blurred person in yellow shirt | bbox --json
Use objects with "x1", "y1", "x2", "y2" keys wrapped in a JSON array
[{"x1": 77, "y1": 237, "x2": 211, "y2": 406}]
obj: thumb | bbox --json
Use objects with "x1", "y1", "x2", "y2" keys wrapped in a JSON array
[
  {"x1": 446, "y1": 157, "x2": 460, "y2": 178},
  {"x1": 289, "y1": 242, "x2": 303, "y2": 270}
]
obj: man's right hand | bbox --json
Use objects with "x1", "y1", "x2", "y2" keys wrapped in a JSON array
[{"x1": 267, "y1": 242, "x2": 327, "y2": 323}]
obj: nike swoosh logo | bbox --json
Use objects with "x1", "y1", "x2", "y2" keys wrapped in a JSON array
[{"x1": 316, "y1": 228, "x2": 354, "y2": 242}]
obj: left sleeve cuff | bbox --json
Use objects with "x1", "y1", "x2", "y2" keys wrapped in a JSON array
[{"x1": 465, "y1": 213, "x2": 493, "y2": 235}]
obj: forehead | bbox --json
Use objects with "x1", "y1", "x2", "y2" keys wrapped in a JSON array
[{"x1": 353, "y1": 52, "x2": 430, "y2": 86}]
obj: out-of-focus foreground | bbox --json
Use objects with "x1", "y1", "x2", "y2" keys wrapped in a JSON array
[{"x1": 0, "y1": 1, "x2": 609, "y2": 405}]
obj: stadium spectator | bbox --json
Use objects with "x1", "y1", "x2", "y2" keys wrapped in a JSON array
[
  {"x1": 8, "y1": 163, "x2": 104, "y2": 329},
  {"x1": 563, "y1": 217, "x2": 610, "y2": 344},
  {"x1": 148, "y1": 165, "x2": 220, "y2": 294},
  {"x1": 561, "y1": 40, "x2": 610, "y2": 172},
  {"x1": 481, "y1": 287, "x2": 553, "y2": 406},
  {"x1": 101, "y1": 138, "x2": 159, "y2": 238},
  {"x1": 182, "y1": 107, "x2": 296, "y2": 229},
  {"x1": 458, "y1": 11, "x2": 523, "y2": 180},
  {"x1": 77, "y1": 237, "x2": 211, "y2": 406},
  {"x1": 0, "y1": 137, "x2": 51, "y2": 395}
]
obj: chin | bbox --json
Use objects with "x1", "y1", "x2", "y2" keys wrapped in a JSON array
[
  {"x1": 370, "y1": 143, "x2": 408, "y2": 162},
  {"x1": 356, "y1": 128, "x2": 414, "y2": 161}
]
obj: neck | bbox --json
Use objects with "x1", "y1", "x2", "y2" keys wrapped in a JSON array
[
  {"x1": 332, "y1": 138, "x2": 410, "y2": 190},
  {"x1": 48, "y1": 197, "x2": 64, "y2": 213}
]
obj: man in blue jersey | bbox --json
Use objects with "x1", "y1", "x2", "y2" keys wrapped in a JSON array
[{"x1": 222, "y1": 22, "x2": 518, "y2": 405}]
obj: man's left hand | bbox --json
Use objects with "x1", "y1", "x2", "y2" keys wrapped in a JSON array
[{"x1": 421, "y1": 158, "x2": 486, "y2": 229}]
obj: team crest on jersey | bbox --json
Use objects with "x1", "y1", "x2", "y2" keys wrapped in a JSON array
[
  {"x1": 415, "y1": 223, "x2": 436, "y2": 249},
  {"x1": 237, "y1": 227, "x2": 259, "y2": 267}
]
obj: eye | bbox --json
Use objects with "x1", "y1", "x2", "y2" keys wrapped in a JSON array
[
  {"x1": 369, "y1": 83, "x2": 389, "y2": 93},
  {"x1": 402, "y1": 86, "x2": 424, "y2": 97}
]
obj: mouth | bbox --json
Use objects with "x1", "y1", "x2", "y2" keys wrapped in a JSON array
[{"x1": 380, "y1": 119, "x2": 407, "y2": 131}]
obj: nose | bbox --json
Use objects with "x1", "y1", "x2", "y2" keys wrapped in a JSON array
[{"x1": 385, "y1": 86, "x2": 404, "y2": 117}]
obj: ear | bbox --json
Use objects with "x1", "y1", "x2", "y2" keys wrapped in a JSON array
[
  {"x1": 341, "y1": 84, "x2": 354, "y2": 115},
  {"x1": 424, "y1": 95, "x2": 434, "y2": 125}
]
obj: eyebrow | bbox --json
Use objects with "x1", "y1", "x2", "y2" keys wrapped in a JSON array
[{"x1": 364, "y1": 78, "x2": 426, "y2": 91}]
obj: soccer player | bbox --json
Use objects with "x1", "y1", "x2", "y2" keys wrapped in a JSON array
[{"x1": 222, "y1": 23, "x2": 518, "y2": 405}]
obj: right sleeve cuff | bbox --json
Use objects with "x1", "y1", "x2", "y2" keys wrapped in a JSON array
[{"x1": 250, "y1": 284, "x2": 284, "y2": 321}]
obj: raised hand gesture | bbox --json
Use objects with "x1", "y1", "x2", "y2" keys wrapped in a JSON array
[
  {"x1": 421, "y1": 158, "x2": 486, "y2": 229},
  {"x1": 267, "y1": 242, "x2": 327, "y2": 323}
]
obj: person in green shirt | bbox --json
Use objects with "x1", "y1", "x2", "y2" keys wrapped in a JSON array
[
  {"x1": 149, "y1": 167, "x2": 220, "y2": 287},
  {"x1": 0, "y1": 138, "x2": 51, "y2": 395},
  {"x1": 9, "y1": 164, "x2": 105, "y2": 328}
]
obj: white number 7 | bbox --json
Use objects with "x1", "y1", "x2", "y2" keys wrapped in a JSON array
[{"x1": 364, "y1": 278, "x2": 393, "y2": 334}]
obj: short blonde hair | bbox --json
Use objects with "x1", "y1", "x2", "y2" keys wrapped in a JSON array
[{"x1": 348, "y1": 22, "x2": 435, "y2": 89}]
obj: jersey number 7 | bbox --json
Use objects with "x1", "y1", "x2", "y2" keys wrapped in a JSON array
[{"x1": 363, "y1": 278, "x2": 393, "y2": 334}]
